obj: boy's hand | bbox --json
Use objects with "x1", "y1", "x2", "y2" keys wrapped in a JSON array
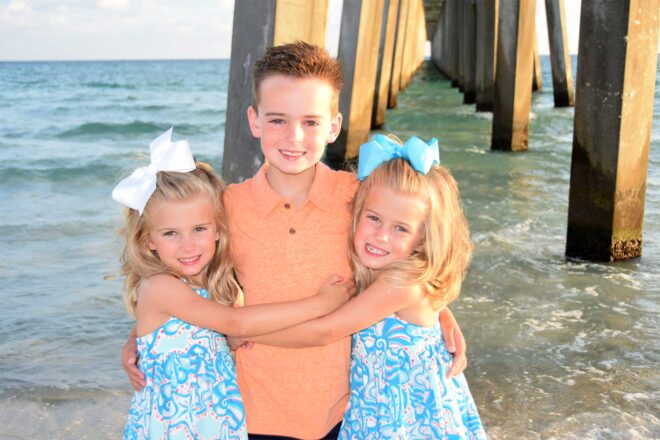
[
  {"x1": 122, "y1": 333, "x2": 145, "y2": 391},
  {"x1": 439, "y1": 308, "x2": 467, "y2": 378},
  {"x1": 317, "y1": 275, "x2": 356, "y2": 312}
]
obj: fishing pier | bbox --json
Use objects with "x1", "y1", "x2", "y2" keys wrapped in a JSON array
[{"x1": 222, "y1": 0, "x2": 659, "y2": 262}]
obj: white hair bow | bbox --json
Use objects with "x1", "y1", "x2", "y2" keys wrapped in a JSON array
[{"x1": 112, "y1": 127, "x2": 196, "y2": 214}]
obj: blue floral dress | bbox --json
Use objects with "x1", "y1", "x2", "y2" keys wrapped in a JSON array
[
  {"x1": 339, "y1": 314, "x2": 487, "y2": 439},
  {"x1": 124, "y1": 288, "x2": 247, "y2": 440}
]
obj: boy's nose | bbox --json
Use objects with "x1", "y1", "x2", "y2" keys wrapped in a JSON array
[{"x1": 289, "y1": 123, "x2": 304, "y2": 142}]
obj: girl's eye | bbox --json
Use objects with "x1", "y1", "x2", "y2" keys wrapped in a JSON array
[
  {"x1": 395, "y1": 225, "x2": 408, "y2": 233},
  {"x1": 163, "y1": 231, "x2": 177, "y2": 237},
  {"x1": 366, "y1": 215, "x2": 379, "y2": 223},
  {"x1": 194, "y1": 226, "x2": 207, "y2": 233}
]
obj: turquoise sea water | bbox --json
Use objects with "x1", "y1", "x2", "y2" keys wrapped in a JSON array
[{"x1": 0, "y1": 58, "x2": 658, "y2": 439}]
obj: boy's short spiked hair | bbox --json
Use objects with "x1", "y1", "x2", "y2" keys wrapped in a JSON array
[{"x1": 252, "y1": 41, "x2": 344, "y2": 112}]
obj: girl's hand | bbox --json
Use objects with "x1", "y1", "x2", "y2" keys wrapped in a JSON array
[
  {"x1": 122, "y1": 330, "x2": 146, "y2": 391},
  {"x1": 317, "y1": 275, "x2": 356, "y2": 312},
  {"x1": 227, "y1": 335, "x2": 253, "y2": 351},
  {"x1": 439, "y1": 308, "x2": 467, "y2": 377}
]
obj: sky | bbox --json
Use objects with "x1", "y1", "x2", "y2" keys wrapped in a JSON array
[{"x1": 0, "y1": 0, "x2": 582, "y2": 62}]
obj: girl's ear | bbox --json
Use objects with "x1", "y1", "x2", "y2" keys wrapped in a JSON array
[
  {"x1": 147, "y1": 235, "x2": 156, "y2": 251},
  {"x1": 247, "y1": 106, "x2": 262, "y2": 138},
  {"x1": 327, "y1": 112, "x2": 342, "y2": 144}
]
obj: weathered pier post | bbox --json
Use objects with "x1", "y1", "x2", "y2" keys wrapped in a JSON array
[
  {"x1": 566, "y1": 0, "x2": 659, "y2": 261},
  {"x1": 475, "y1": 0, "x2": 498, "y2": 111},
  {"x1": 222, "y1": 0, "x2": 328, "y2": 182},
  {"x1": 532, "y1": 30, "x2": 543, "y2": 91},
  {"x1": 462, "y1": 0, "x2": 477, "y2": 104},
  {"x1": 447, "y1": 0, "x2": 461, "y2": 86},
  {"x1": 328, "y1": 1, "x2": 384, "y2": 167},
  {"x1": 400, "y1": 0, "x2": 423, "y2": 91},
  {"x1": 389, "y1": 0, "x2": 409, "y2": 108},
  {"x1": 372, "y1": 0, "x2": 400, "y2": 128},
  {"x1": 491, "y1": 0, "x2": 536, "y2": 151},
  {"x1": 545, "y1": 0, "x2": 574, "y2": 107}
]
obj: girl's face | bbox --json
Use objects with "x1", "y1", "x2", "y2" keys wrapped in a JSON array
[
  {"x1": 146, "y1": 195, "x2": 219, "y2": 286},
  {"x1": 354, "y1": 184, "x2": 428, "y2": 271}
]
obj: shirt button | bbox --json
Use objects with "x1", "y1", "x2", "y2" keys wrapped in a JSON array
[
  {"x1": 289, "y1": 227, "x2": 296, "y2": 235},
  {"x1": 284, "y1": 203, "x2": 291, "y2": 209}
]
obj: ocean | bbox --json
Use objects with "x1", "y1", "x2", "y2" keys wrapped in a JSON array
[{"x1": 0, "y1": 57, "x2": 657, "y2": 439}]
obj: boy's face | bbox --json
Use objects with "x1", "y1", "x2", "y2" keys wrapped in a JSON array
[{"x1": 247, "y1": 75, "x2": 342, "y2": 180}]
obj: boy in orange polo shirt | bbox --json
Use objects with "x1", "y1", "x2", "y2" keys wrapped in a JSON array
[{"x1": 122, "y1": 42, "x2": 467, "y2": 439}]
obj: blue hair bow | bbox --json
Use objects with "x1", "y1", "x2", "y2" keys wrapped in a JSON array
[{"x1": 357, "y1": 134, "x2": 440, "y2": 180}]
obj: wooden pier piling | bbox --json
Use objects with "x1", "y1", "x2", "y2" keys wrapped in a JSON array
[
  {"x1": 491, "y1": 0, "x2": 536, "y2": 151},
  {"x1": 566, "y1": 0, "x2": 659, "y2": 261},
  {"x1": 388, "y1": 0, "x2": 409, "y2": 108},
  {"x1": 545, "y1": 0, "x2": 574, "y2": 107},
  {"x1": 475, "y1": 0, "x2": 498, "y2": 112},
  {"x1": 328, "y1": 0, "x2": 384, "y2": 167},
  {"x1": 372, "y1": 0, "x2": 400, "y2": 129},
  {"x1": 462, "y1": 0, "x2": 477, "y2": 104}
]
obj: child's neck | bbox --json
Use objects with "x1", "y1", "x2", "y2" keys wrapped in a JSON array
[{"x1": 265, "y1": 164, "x2": 316, "y2": 208}]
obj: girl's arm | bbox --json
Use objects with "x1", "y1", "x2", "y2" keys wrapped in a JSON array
[
  {"x1": 242, "y1": 276, "x2": 425, "y2": 348},
  {"x1": 139, "y1": 274, "x2": 354, "y2": 338}
]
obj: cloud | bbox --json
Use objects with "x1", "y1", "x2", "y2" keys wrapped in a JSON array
[
  {"x1": 0, "y1": 0, "x2": 33, "y2": 25},
  {"x1": 97, "y1": 0, "x2": 129, "y2": 11}
]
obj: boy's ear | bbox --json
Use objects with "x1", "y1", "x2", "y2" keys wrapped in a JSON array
[
  {"x1": 247, "y1": 106, "x2": 261, "y2": 138},
  {"x1": 327, "y1": 112, "x2": 342, "y2": 144}
]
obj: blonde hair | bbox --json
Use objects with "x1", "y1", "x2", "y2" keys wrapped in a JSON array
[
  {"x1": 119, "y1": 162, "x2": 241, "y2": 317},
  {"x1": 349, "y1": 158, "x2": 473, "y2": 309}
]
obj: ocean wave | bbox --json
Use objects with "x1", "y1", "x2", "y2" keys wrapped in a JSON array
[
  {"x1": 0, "y1": 161, "x2": 120, "y2": 185},
  {"x1": 57, "y1": 121, "x2": 165, "y2": 138},
  {"x1": 83, "y1": 81, "x2": 136, "y2": 90}
]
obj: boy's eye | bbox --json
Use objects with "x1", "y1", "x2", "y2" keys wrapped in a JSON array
[
  {"x1": 304, "y1": 120, "x2": 320, "y2": 127},
  {"x1": 269, "y1": 118, "x2": 285, "y2": 125}
]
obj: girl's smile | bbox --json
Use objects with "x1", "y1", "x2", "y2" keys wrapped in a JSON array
[{"x1": 354, "y1": 184, "x2": 428, "y2": 271}]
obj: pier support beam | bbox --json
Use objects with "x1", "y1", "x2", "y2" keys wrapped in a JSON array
[
  {"x1": 491, "y1": 0, "x2": 536, "y2": 151},
  {"x1": 373, "y1": 0, "x2": 400, "y2": 128},
  {"x1": 475, "y1": 0, "x2": 498, "y2": 111},
  {"x1": 389, "y1": 0, "x2": 409, "y2": 108},
  {"x1": 532, "y1": 30, "x2": 543, "y2": 91},
  {"x1": 448, "y1": 0, "x2": 461, "y2": 87},
  {"x1": 222, "y1": 0, "x2": 328, "y2": 182},
  {"x1": 545, "y1": 0, "x2": 574, "y2": 107},
  {"x1": 462, "y1": 0, "x2": 477, "y2": 104},
  {"x1": 566, "y1": 0, "x2": 659, "y2": 261},
  {"x1": 329, "y1": 0, "x2": 384, "y2": 167}
]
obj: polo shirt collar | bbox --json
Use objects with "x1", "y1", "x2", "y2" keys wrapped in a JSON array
[{"x1": 252, "y1": 162, "x2": 339, "y2": 216}]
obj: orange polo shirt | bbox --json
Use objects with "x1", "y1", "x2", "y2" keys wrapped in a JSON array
[{"x1": 224, "y1": 162, "x2": 358, "y2": 439}]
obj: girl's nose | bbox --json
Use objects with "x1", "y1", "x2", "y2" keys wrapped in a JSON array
[{"x1": 374, "y1": 227, "x2": 389, "y2": 242}]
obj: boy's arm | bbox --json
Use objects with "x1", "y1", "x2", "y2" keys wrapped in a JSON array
[
  {"x1": 244, "y1": 278, "x2": 424, "y2": 348},
  {"x1": 121, "y1": 325, "x2": 146, "y2": 391},
  {"x1": 439, "y1": 307, "x2": 468, "y2": 377}
]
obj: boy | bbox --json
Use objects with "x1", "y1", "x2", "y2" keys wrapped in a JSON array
[{"x1": 123, "y1": 41, "x2": 466, "y2": 439}]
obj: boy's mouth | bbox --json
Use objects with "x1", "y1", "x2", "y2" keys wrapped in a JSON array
[
  {"x1": 365, "y1": 243, "x2": 388, "y2": 256},
  {"x1": 178, "y1": 255, "x2": 202, "y2": 266},
  {"x1": 280, "y1": 149, "x2": 306, "y2": 159}
]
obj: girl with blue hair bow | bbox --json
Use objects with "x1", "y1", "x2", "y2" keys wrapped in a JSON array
[
  {"x1": 231, "y1": 134, "x2": 488, "y2": 439},
  {"x1": 113, "y1": 129, "x2": 355, "y2": 439}
]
